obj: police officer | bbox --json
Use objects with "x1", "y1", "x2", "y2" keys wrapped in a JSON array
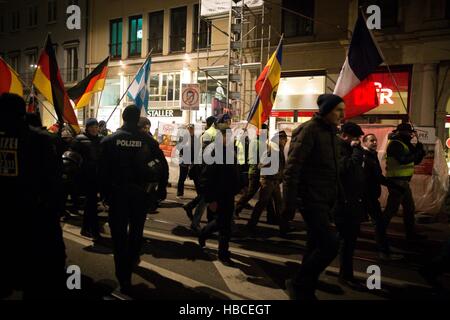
[
  {"x1": 384, "y1": 123, "x2": 426, "y2": 241},
  {"x1": 72, "y1": 118, "x2": 103, "y2": 240},
  {"x1": 0, "y1": 93, "x2": 66, "y2": 299},
  {"x1": 99, "y1": 105, "x2": 162, "y2": 293}
]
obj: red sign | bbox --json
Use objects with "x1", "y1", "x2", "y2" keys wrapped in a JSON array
[
  {"x1": 270, "y1": 111, "x2": 315, "y2": 118},
  {"x1": 343, "y1": 71, "x2": 410, "y2": 119}
]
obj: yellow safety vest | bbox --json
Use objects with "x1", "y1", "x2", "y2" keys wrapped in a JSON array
[{"x1": 386, "y1": 139, "x2": 415, "y2": 178}]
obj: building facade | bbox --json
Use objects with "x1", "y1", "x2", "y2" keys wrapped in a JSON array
[
  {"x1": 87, "y1": 0, "x2": 450, "y2": 144},
  {"x1": 0, "y1": 0, "x2": 88, "y2": 126}
]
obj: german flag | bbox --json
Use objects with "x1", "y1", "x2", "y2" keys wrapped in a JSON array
[
  {"x1": 68, "y1": 57, "x2": 109, "y2": 109},
  {"x1": 0, "y1": 57, "x2": 24, "y2": 97},
  {"x1": 247, "y1": 37, "x2": 283, "y2": 129},
  {"x1": 33, "y1": 35, "x2": 80, "y2": 133}
]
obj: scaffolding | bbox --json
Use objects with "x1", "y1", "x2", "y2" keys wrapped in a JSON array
[{"x1": 196, "y1": 0, "x2": 272, "y2": 121}]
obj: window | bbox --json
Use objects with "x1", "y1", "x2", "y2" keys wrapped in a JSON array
[
  {"x1": 28, "y1": 6, "x2": 38, "y2": 27},
  {"x1": 149, "y1": 72, "x2": 181, "y2": 102},
  {"x1": 149, "y1": 11, "x2": 164, "y2": 54},
  {"x1": 447, "y1": 0, "x2": 450, "y2": 19},
  {"x1": 0, "y1": 15, "x2": 4, "y2": 33},
  {"x1": 193, "y1": 4, "x2": 211, "y2": 50},
  {"x1": 65, "y1": 47, "x2": 79, "y2": 82},
  {"x1": 9, "y1": 54, "x2": 20, "y2": 73},
  {"x1": 48, "y1": 0, "x2": 57, "y2": 23},
  {"x1": 359, "y1": 0, "x2": 398, "y2": 28},
  {"x1": 170, "y1": 7, "x2": 187, "y2": 52},
  {"x1": 68, "y1": 0, "x2": 79, "y2": 6},
  {"x1": 25, "y1": 50, "x2": 37, "y2": 71},
  {"x1": 128, "y1": 15, "x2": 143, "y2": 57},
  {"x1": 11, "y1": 11, "x2": 20, "y2": 31},
  {"x1": 282, "y1": 0, "x2": 314, "y2": 37},
  {"x1": 110, "y1": 19, "x2": 123, "y2": 59}
]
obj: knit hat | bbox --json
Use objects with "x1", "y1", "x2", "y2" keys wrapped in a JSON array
[
  {"x1": 85, "y1": 118, "x2": 99, "y2": 128},
  {"x1": 122, "y1": 105, "x2": 140, "y2": 125},
  {"x1": 341, "y1": 121, "x2": 364, "y2": 137},
  {"x1": 317, "y1": 94, "x2": 344, "y2": 116},
  {"x1": 394, "y1": 123, "x2": 414, "y2": 133}
]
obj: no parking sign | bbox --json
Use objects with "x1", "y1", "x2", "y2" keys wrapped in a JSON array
[{"x1": 181, "y1": 84, "x2": 200, "y2": 111}]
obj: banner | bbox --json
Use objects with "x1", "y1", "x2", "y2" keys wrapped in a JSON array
[{"x1": 201, "y1": 0, "x2": 263, "y2": 17}]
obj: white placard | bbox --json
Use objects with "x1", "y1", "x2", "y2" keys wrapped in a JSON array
[
  {"x1": 201, "y1": 0, "x2": 263, "y2": 17},
  {"x1": 415, "y1": 127, "x2": 436, "y2": 145}
]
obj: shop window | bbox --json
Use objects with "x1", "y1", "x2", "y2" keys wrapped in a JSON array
[
  {"x1": 110, "y1": 19, "x2": 122, "y2": 59},
  {"x1": 128, "y1": 15, "x2": 143, "y2": 57},
  {"x1": 359, "y1": 0, "x2": 398, "y2": 28},
  {"x1": 149, "y1": 11, "x2": 164, "y2": 54},
  {"x1": 149, "y1": 72, "x2": 181, "y2": 102},
  {"x1": 193, "y1": 4, "x2": 211, "y2": 50},
  {"x1": 282, "y1": 0, "x2": 314, "y2": 38},
  {"x1": 170, "y1": 6, "x2": 187, "y2": 52}
]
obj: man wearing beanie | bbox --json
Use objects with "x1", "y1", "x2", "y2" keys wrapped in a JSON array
[
  {"x1": 282, "y1": 93, "x2": 345, "y2": 300},
  {"x1": 72, "y1": 117, "x2": 103, "y2": 241},
  {"x1": 99, "y1": 105, "x2": 168, "y2": 293},
  {"x1": 334, "y1": 121, "x2": 366, "y2": 290}
]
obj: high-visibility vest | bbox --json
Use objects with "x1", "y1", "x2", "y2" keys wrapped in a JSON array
[
  {"x1": 386, "y1": 139, "x2": 415, "y2": 178},
  {"x1": 235, "y1": 140, "x2": 246, "y2": 165}
]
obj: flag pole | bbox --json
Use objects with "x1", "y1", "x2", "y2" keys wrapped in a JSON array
[
  {"x1": 0, "y1": 56, "x2": 59, "y2": 122},
  {"x1": 105, "y1": 49, "x2": 153, "y2": 125},
  {"x1": 360, "y1": 8, "x2": 409, "y2": 119},
  {"x1": 244, "y1": 34, "x2": 283, "y2": 131}
]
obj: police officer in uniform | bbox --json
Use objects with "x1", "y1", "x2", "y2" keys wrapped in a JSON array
[
  {"x1": 0, "y1": 93, "x2": 66, "y2": 299},
  {"x1": 99, "y1": 105, "x2": 163, "y2": 293}
]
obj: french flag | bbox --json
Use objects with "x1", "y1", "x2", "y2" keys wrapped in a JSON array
[{"x1": 334, "y1": 12, "x2": 384, "y2": 119}]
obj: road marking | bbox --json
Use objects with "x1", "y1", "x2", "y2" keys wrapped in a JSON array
[
  {"x1": 141, "y1": 228, "x2": 432, "y2": 290},
  {"x1": 212, "y1": 260, "x2": 289, "y2": 300},
  {"x1": 62, "y1": 225, "x2": 244, "y2": 300}
]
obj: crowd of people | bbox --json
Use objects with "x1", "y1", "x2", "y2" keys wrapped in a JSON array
[{"x1": 1, "y1": 91, "x2": 449, "y2": 300}]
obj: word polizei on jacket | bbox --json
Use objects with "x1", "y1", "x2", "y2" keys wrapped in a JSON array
[{"x1": 116, "y1": 139, "x2": 143, "y2": 148}]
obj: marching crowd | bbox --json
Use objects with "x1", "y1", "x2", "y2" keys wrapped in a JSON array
[{"x1": 1, "y1": 92, "x2": 449, "y2": 300}]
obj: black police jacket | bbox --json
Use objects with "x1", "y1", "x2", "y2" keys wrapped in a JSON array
[{"x1": 99, "y1": 125, "x2": 168, "y2": 196}]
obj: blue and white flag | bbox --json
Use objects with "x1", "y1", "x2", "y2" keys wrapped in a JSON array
[{"x1": 127, "y1": 58, "x2": 151, "y2": 112}]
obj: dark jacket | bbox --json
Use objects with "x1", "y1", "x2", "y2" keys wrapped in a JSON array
[
  {"x1": 363, "y1": 148, "x2": 386, "y2": 199},
  {"x1": 335, "y1": 139, "x2": 366, "y2": 223},
  {"x1": 386, "y1": 133, "x2": 425, "y2": 168},
  {"x1": 283, "y1": 114, "x2": 340, "y2": 210},
  {"x1": 199, "y1": 144, "x2": 241, "y2": 204},
  {"x1": 99, "y1": 125, "x2": 168, "y2": 199},
  {"x1": 71, "y1": 132, "x2": 103, "y2": 179}
]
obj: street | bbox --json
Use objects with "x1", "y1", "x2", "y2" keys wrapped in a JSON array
[{"x1": 60, "y1": 186, "x2": 450, "y2": 300}]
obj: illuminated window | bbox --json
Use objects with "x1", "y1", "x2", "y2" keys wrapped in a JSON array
[{"x1": 128, "y1": 15, "x2": 143, "y2": 57}]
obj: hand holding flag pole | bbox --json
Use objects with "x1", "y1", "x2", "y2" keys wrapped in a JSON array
[{"x1": 105, "y1": 49, "x2": 153, "y2": 125}]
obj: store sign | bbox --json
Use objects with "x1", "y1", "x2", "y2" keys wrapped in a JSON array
[
  {"x1": 343, "y1": 71, "x2": 410, "y2": 118},
  {"x1": 201, "y1": 0, "x2": 263, "y2": 17},
  {"x1": 147, "y1": 109, "x2": 182, "y2": 117}
]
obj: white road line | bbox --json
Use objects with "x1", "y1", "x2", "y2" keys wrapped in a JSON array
[
  {"x1": 62, "y1": 226, "x2": 244, "y2": 300},
  {"x1": 141, "y1": 229, "x2": 432, "y2": 290},
  {"x1": 212, "y1": 260, "x2": 289, "y2": 300}
]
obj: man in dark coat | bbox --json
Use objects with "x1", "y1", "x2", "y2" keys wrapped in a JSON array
[
  {"x1": 362, "y1": 133, "x2": 403, "y2": 261},
  {"x1": 72, "y1": 118, "x2": 103, "y2": 240},
  {"x1": 334, "y1": 121, "x2": 366, "y2": 289},
  {"x1": 282, "y1": 94, "x2": 344, "y2": 300},
  {"x1": 197, "y1": 124, "x2": 241, "y2": 266}
]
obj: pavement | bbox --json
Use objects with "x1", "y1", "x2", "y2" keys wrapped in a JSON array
[{"x1": 50, "y1": 186, "x2": 450, "y2": 300}]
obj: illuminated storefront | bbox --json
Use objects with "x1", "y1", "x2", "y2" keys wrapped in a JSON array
[{"x1": 270, "y1": 66, "x2": 412, "y2": 133}]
